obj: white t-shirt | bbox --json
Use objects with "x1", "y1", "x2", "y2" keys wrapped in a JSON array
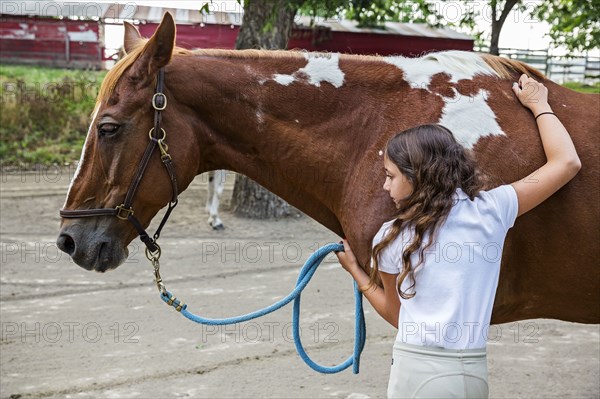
[{"x1": 373, "y1": 184, "x2": 519, "y2": 349}]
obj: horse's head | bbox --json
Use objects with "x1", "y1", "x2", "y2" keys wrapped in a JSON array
[{"x1": 57, "y1": 13, "x2": 195, "y2": 271}]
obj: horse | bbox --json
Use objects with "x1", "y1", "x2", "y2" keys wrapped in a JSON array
[
  {"x1": 57, "y1": 13, "x2": 599, "y2": 325},
  {"x1": 205, "y1": 170, "x2": 226, "y2": 230}
]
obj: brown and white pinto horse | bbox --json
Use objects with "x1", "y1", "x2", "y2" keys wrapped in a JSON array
[{"x1": 57, "y1": 13, "x2": 599, "y2": 325}]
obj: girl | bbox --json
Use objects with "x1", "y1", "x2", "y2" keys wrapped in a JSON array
[{"x1": 336, "y1": 74, "x2": 581, "y2": 398}]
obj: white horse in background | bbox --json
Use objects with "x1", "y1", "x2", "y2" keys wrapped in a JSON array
[{"x1": 205, "y1": 170, "x2": 226, "y2": 230}]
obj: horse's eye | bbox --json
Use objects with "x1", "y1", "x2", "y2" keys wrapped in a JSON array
[{"x1": 98, "y1": 123, "x2": 120, "y2": 137}]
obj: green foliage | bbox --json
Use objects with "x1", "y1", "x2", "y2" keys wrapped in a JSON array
[
  {"x1": 444, "y1": 1, "x2": 599, "y2": 53},
  {"x1": 298, "y1": 0, "x2": 346, "y2": 24},
  {"x1": 0, "y1": 64, "x2": 105, "y2": 166},
  {"x1": 534, "y1": 0, "x2": 600, "y2": 52},
  {"x1": 199, "y1": 3, "x2": 211, "y2": 14},
  {"x1": 299, "y1": 0, "x2": 443, "y2": 28},
  {"x1": 562, "y1": 81, "x2": 600, "y2": 94},
  {"x1": 274, "y1": 0, "x2": 599, "y2": 53},
  {"x1": 349, "y1": 0, "x2": 441, "y2": 28}
]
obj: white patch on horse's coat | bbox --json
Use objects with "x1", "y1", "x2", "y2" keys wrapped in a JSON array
[
  {"x1": 384, "y1": 51, "x2": 497, "y2": 89},
  {"x1": 271, "y1": 53, "x2": 345, "y2": 88},
  {"x1": 301, "y1": 53, "x2": 345, "y2": 87},
  {"x1": 438, "y1": 88, "x2": 505, "y2": 150},
  {"x1": 256, "y1": 101, "x2": 266, "y2": 132},
  {"x1": 63, "y1": 107, "x2": 98, "y2": 208},
  {"x1": 256, "y1": 110, "x2": 265, "y2": 125},
  {"x1": 273, "y1": 74, "x2": 295, "y2": 86}
]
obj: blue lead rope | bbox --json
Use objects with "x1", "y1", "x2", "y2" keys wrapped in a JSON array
[{"x1": 158, "y1": 243, "x2": 366, "y2": 374}]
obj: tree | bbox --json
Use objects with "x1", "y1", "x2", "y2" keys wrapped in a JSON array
[
  {"x1": 448, "y1": 0, "x2": 599, "y2": 55},
  {"x1": 302, "y1": 0, "x2": 438, "y2": 28},
  {"x1": 300, "y1": 0, "x2": 523, "y2": 55},
  {"x1": 534, "y1": 0, "x2": 600, "y2": 53},
  {"x1": 235, "y1": 0, "x2": 297, "y2": 49},
  {"x1": 487, "y1": 0, "x2": 520, "y2": 55},
  {"x1": 419, "y1": 1, "x2": 599, "y2": 55},
  {"x1": 229, "y1": 0, "x2": 301, "y2": 219}
]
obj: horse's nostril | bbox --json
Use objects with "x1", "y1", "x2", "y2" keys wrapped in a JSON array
[{"x1": 57, "y1": 233, "x2": 76, "y2": 256}]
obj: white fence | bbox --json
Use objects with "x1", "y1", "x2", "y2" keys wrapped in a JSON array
[{"x1": 477, "y1": 47, "x2": 599, "y2": 84}]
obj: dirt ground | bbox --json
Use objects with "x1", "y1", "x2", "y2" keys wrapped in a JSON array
[{"x1": 1, "y1": 168, "x2": 598, "y2": 399}]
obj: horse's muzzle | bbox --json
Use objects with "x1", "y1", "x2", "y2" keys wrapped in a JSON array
[{"x1": 57, "y1": 221, "x2": 128, "y2": 272}]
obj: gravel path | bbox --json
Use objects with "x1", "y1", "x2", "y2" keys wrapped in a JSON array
[{"x1": 1, "y1": 170, "x2": 598, "y2": 398}]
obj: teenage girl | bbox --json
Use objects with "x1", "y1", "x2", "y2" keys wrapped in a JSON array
[{"x1": 336, "y1": 74, "x2": 581, "y2": 398}]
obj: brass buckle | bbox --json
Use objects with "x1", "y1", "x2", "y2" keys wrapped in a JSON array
[
  {"x1": 115, "y1": 204, "x2": 134, "y2": 220},
  {"x1": 145, "y1": 243, "x2": 162, "y2": 261},
  {"x1": 148, "y1": 127, "x2": 166, "y2": 141},
  {"x1": 153, "y1": 260, "x2": 166, "y2": 294},
  {"x1": 152, "y1": 93, "x2": 167, "y2": 110},
  {"x1": 158, "y1": 140, "x2": 171, "y2": 161},
  {"x1": 148, "y1": 128, "x2": 172, "y2": 161}
]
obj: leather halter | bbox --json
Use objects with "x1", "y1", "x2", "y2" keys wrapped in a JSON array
[{"x1": 59, "y1": 68, "x2": 178, "y2": 255}]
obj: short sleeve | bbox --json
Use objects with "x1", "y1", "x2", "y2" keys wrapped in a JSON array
[
  {"x1": 371, "y1": 222, "x2": 403, "y2": 274},
  {"x1": 488, "y1": 184, "x2": 519, "y2": 230}
]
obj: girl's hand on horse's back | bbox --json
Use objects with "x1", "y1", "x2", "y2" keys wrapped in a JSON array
[
  {"x1": 512, "y1": 74, "x2": 551, "y2": 115},
  {"x1": 509, "y1": 75, "x2": 581, "y2": 218}
]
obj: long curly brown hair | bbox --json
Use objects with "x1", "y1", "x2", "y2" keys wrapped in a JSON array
[{"x1": 371, "y1": 124, "x2": 489, "y2": 299}]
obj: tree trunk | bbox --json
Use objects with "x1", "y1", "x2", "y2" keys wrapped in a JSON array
[
  {"x1": 490, "y1": 20, "x2": 501, "y2": 55},
  {"x1": 235, "y1": 0, "x2": 296, "y2": 50},
  {"x1": 230, "y1": 0, "x2": 300, "y2": 219},
  {"x1": 489, "y1": 0, "x2": 520, "y2": 56}
]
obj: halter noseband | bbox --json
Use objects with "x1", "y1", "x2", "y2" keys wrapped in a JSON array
[{"x1": 59, "y1": 68, "x2": 178, "y2": 256}]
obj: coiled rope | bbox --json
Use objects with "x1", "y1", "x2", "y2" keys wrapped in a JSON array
[{"x1": 158, "y1": 243, "x2": 366, "y2": 373}]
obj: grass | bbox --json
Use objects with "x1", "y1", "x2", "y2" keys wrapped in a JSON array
[
  {"x1": 0, "y1": 63, "x2": 598, "y2": 167},
  {"x1": 561, "y1": 81, "x2": 600, "y2": 94},
  {"x1": 0, "y1": 64, "x2": 106, "y2": 166}
]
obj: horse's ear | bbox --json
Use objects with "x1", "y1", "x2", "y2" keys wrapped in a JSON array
[
  {"x1": 130, "y1": 12, "x2": 176, "y2": 81},
  {"x1": 123, "y1": 21, "x2": 142, "y2": 53}
]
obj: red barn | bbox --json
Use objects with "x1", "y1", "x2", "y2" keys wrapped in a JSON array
[
  {"x1": 134, "y1": 11, "x2": 473, "y2": 57},
  {"x1": 0, "y1": 3, "x2": 472, "y2": 69},
  {"x1": 0, "y1": 15, "x2": 103, "y2": 69}
]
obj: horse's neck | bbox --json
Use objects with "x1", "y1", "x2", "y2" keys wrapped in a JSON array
[{"x1": 173, "y1": 53, "x2": 362, "y2": 233}]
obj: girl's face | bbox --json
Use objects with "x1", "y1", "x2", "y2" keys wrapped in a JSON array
[{"x1": 383, "y1": 154, "x2": 414, "y2": 207}]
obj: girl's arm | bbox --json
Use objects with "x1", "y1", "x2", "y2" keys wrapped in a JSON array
[
  {"x1": 336, "y1": 239, "x2": 400, "y2": 328},
  {"x1": 511, "y1": 74, "x2": 582, "y2": 217}
]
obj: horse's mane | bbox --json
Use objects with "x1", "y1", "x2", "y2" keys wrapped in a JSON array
[
  {"x1": 191, "y1": 48, "x2": 545, "y2": 81},
  {"x1": 97, "y1": 42, "x2": 544, "y2": 107},
  {"x1": 480, "y1": 53, "x2": 545, "y2": 80},
  {"x1": 96, "y1": 39, "x2": 191, "y2": 110},
  {"x1": 97, "y1": 40, "x2": 144, "y2": 110}
]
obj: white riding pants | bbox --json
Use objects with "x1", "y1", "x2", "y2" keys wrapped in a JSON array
[{"x1": 387, "y1": 342, "x2": 489, "y2": 399}]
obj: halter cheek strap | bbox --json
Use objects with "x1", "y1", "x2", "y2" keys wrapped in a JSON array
[{"x1": 59, "y1": 68, "x2": 178, "y2": 255}]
